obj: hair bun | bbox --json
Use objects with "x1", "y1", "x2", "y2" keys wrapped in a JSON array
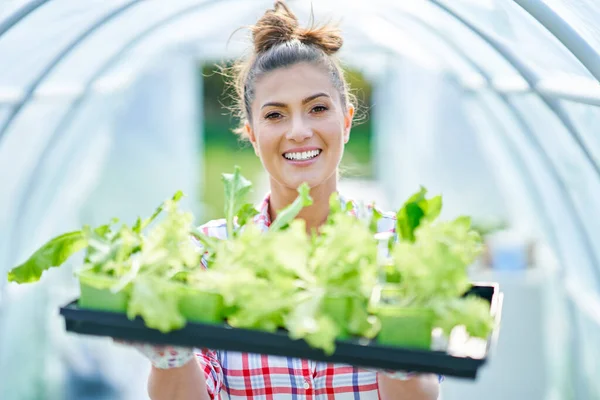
[
  {"x1": 251, "y1": 1, "x2": 343, "y2": 55},
  {"x1": 251, "y1": 1, "x2": 299, "y2": 54},
  {"x1": 297, "y1": 25, "x2": 343, "y2": 55}
]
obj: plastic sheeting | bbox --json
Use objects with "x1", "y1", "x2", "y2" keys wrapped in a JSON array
[
  {"x1": 543, "y1": 0, "x2": 600, "y2": 58},
  {"x1": 439, "y1": 0, "x2": 595, "y2": 79},
  {"x1": 0, "y1": 49, "x2": 200, "y2": 399}
]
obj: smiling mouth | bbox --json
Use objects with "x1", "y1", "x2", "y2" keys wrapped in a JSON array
[{"x1": 283, "y1": 149, "x2": 322, "y2": 161}]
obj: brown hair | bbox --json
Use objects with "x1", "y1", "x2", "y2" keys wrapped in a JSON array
[{"x1": 225, "y1": 1, "x2": 355, "y2": 138}]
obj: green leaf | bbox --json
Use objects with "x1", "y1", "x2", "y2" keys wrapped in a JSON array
[
  {"x1": 226, "y1": 277, "x2": 296, "y2": 332},
  {"x1": 110, "y1": 256, "x2": 142, "y2": 293},
  {"x1": 81, "y1": 218, "x2": 138, "y2": 277},
  {"x1": 285, "y1": 291, "x2": 339, "y2": 355},
  {"x1": 94, "y1": 219, "x2": 118, "y2": 237},
  {"x1": 222, "y1": 166, "x2": 254, "y2": 238},
  {"x1": 140, "y1": 198, "x2": 200, "y2": 277},
  {"x1": 190, "y1": 227, "x2": 220, "y2": 254},
  {"x1": 397, "y1": 202, "x2": 424, "y2": 242},
  {"x1": 328, "y1": 192, "x2": 343, "y2": 217},
  {"x1": 132, "y1": 217, "x2": 143, "y2": 233},
  {"x1": 390, "y1": 215, "x2": 483, "y2": 303},
  {"x1": 269, "y1": 183, "x2": 313, "y2": 232},
  {"x1": 134, "y1": 191, "x2": 185, "y2": 234},
  {"x1": 311, "y1": 211, "x2": 379, "y2": 297},
  {"x1": 7, "y1": 231, "x2": 87, "y2": 283},
  {"x1": 369, "y1": 207, "x2": 382, "y2": 234},
  {"x1": 237, "y1": 203, "x2": 259, "y2": 228},
  {"x1": 433, "y1": 296, "x2": 495, "y2": 339},
  {"x1": 423, "y1": 195, "x2": 442, "y2": 222},
  {"x1": 127, "y1": 277, "x2": 186, "y2": 333},
  {"x1": 396, "y1": 187, "x2": 442, "y2": 242}
]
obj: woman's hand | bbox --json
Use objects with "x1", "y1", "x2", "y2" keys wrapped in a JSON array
[{"x1": 114, "y1": 340, "x2": 211, "y2": 400}]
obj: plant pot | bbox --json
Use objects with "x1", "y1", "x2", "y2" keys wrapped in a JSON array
[
  {"x1": 178, "y1": 286, "x2": 224, "y2": 324},
  {"x1": 77, "y1": 271, "x2": 129, "y2": 313},
  {"x1": 376, "y1": 307, "x2": 434, "y2": 349},
  {"x1": 322, "y1": 294, "x2": 352, "y2": 339}
]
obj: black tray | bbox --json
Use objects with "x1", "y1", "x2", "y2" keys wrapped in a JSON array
[{"x1": 59, "y1": 282, "x2": 503, "y2": 379}]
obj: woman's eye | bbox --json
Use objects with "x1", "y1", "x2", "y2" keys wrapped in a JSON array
[
  {"x1": 312, "y1": 105, "x2": 328, "y2": 113},
  {"x1": 265, "y1": 112, "x2": 282, "y2": 120}
]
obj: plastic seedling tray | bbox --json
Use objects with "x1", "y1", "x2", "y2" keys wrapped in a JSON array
[
  {"x1": 59, "y1": 283, "x2": 503, "y2": 379},
  {"x1": 178, "y1": 287, "x2": 224, "y2": 324},
  {"x1": 77, "y1": 272, "x2": 129, "y2": 313},
  {"x1": 376, "y1": 307, "x2": 435, "y2": 350}
]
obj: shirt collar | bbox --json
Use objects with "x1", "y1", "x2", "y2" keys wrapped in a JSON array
[{"x1": 252, "y1": 193, "x2": 272, "y2": 230}]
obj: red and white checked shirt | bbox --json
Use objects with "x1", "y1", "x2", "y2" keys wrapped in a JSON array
[{"x1": 193, "y1": 193, "x2": 434, "y2": 399}]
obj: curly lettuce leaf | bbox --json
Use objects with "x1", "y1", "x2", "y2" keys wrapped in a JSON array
[
  {"x1": 82, "y1": 222, "x2": 114, "y2": 262},
  {"x1": 209, "y1": 221, "x2": 311, "y2": 332},
  {"x1": 285, "y1": 290, "x2": 339, "y2": 355},
  {"x1": 88, "y1": 224, "x2": 144, "y2": 279},
  {"x1": 226, "y1": 280, "x2": 296, "y2": 332},
  {"x1": 218, "y1": 268, "x2": 298, "y2": 332},
  {"x1": 311, "y1": 211, "x2": 378, "y2": 295},
  {"x1": 206, "y1": 216, "x2": 316, "y2": 337},
  {"x1": 386, "y1": 213, "x2": 489, "y2": 338},
  {"x1": 265, "y1": 220, "x2": 313, "y2": 283},
  {"x1": 210, "y1": 224, "x2": 266, "y2": 275},
  {"x1": 300, "y1": 208, "x2": 380, "y2": 351},
  {"x1": 127, "y1": 276, "x2": 186, "y2": 333},
  {"x1": 391, "y1": 217, "x2": 482, "y2": 302},
  {"x1": 80, "y1": 217, "x2": 140, "y2": 278},
  {"x1": 209, "y1": 220, "x2": 310, "y2": 282},
  {"x1": 433, "y1": 296, "x2": 495, "y2": 339},
  {"x1": 286, "y1": 292, "x2": 379, "y2": 354},
  {"x1": 7, "y1": 231, "x2": 87, "y2": 283},
  {"x1": 140, "y1": 198, "x2": 200, "y2": 278}
]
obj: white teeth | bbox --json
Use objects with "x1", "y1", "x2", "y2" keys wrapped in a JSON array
[{"x1": 284, "y1": 149, "x2": 321, "y2": 161}]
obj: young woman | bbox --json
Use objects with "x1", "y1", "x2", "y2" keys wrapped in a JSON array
[{"x1": 131, "y1": 2, "x2": 440, "y2": 399}]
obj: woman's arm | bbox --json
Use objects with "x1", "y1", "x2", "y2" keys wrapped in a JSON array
[
  {"x1": 148, "y1": 358, "x2": 211, "y2": 400},
  {"x1": 118, "y1": 341, "x2": 222, "y2": 400},
  {"x1": 377, "y1": 373, "x2": 440, "y2": 400}
]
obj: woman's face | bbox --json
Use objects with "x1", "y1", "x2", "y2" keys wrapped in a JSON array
[{"x1": 245, "y1": 62, "x2": 354, "y2": 192}]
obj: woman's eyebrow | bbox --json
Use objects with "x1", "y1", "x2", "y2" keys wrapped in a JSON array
[
  {"x1": 261, "y1": 93, "x2": 330, "y2": 109},
  {"x1": 302, "y1": 92, "x2": 330, "y2": 104}
]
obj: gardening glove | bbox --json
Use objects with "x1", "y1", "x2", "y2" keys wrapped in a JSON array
[
  {"x1": 377, "y1": 370, "x2": 417, "y2": 380},
  {"x1": 114, "y1": 340, "x2": 195, "y2": 369},
  {"x1": 363, "y1": 368, "x2": 416, "y2": 380}
]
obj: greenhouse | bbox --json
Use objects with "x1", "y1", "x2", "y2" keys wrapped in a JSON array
[{"x1": 0, "y1": 0, "x2": 599, "y2": 399}]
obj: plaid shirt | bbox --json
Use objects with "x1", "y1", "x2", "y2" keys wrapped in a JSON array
[{"x1": 194, "y1": 193, "x2": 425, "y2": 399}]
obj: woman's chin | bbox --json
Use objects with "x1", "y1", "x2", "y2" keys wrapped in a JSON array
[
  {"x1": 270, "y1": 163, "x2": 338, "y2": 193},
  {"x1": 282, "y1": 173, "x2": 335, "y2": 192}
]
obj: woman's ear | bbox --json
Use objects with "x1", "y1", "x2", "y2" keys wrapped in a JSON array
[
  {"x1": 343, "y1": 104, "x2": 355, "y2": 144},
  {"x1": 244, "y1": 121, "x2": 259, "y2": 156}
]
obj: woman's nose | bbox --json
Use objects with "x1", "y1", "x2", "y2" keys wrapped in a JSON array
[{"x1": 286, "y1": 115, "x2": 313, "y2": 142}]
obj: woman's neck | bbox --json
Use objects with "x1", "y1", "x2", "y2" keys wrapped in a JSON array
[{"x1": 268, "y1": 175, "x2": 337, "y2": 233}]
